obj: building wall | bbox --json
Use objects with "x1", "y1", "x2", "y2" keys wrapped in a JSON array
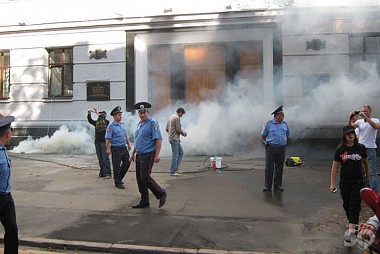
[
  {"x1": 0, "y1": 5, "x2": 380, "y2": 146},
  {"x1": 1, "y1": 29, "x2": 127, "y2": 128},
  {"x1": 281, "y1": 8, "x2": 380, "y2": 139}
]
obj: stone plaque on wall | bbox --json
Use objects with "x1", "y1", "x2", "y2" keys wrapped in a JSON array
[{"x1": 87, "y1": 82, "x2": 110, "y2": 101}]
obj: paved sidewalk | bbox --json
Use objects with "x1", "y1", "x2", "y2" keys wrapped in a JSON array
[{"x1": 0, "y1": 152, "x2": 372, "y2": 254}]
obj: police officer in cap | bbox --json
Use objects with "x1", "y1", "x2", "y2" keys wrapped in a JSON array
[
  {"x1": 261, "y1": 106, "x2": 291, "y2": 192},
  {"x1": 105, "y1": 106, "x2": 131, "y2": 189},
  {"x1": 130, "y1": 102, "x2": 167, "y2": 208},
  {"x1": 0, "y1": 115, "x2": 19, "y2": 253}
]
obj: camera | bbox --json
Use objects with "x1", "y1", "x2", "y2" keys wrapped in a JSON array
[{"x1": 350, "y1": 110, "x2": 361, "y2": 119}]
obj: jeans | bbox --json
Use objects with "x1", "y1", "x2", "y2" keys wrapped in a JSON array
[
  {"x1": 169, "y1": 140, "x2": 184, "y2": 174},
  {"x1": 95, "y1": 141, "x2": 111, "y2": 177},
  {"x1": 367, "y1": 148, "x2": 378, "y2": 193}
]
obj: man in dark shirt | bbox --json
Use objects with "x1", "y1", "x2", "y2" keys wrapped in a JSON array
[{"x1": 87, "y1": 108, "x2": 111, "y2": 178}]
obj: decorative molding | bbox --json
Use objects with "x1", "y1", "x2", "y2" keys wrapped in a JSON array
[
  {"x1": 89, "y1": 49, "x2": 107, "y2": 59},
  {"x1": 306, "y1": 39, "x2": 326, "y2": 51}
]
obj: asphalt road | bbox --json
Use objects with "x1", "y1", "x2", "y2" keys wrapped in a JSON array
[{"x1": 0, "y1": 152, "x2": 374, "y2": 254}]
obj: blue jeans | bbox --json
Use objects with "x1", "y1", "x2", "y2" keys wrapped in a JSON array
[
  {"x1": 95, "y1": 141, "x2": 111, "y2": 177},
  {"x1": 169, "y1": 140, "x2": 184, "y2": 174},
  {"x1": 367, "y1": 148, "x2": 378, "y2": 193}
]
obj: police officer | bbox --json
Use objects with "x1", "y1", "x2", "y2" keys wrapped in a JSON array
[
  {"x1": 105, "y1": 106, "x2": 131, "y2": 189},
  {"x1": 0, "y1": 115, "x2": 19, "y2": 253},
  {"x1": 130, "y1": 102, "x2": 167, "y2": 208},
  {"x1": 87, "y1": 108, "x2": 111, "y2": 178},
  {"x1": 261, "y1": 106, "x2": 291, "y2": 192}
]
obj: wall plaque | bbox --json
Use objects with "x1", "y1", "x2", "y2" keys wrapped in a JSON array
[{"x1": 87, "y1": 82, "x2": 110, "y2": 101}]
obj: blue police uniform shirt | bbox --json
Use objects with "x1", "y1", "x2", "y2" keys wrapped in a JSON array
[
  {"x1": 0, "y1": 145, "x2": 11, "y2": 193},
  {"x1": 261, "y1": 119, "x2": 290, "y2": 146},
  {"x1": 105, "y1": 121, "x2": 127, "y2": 147},
  {"x1": 135, "y1": 117, "x2": 162, "y2": 154}
]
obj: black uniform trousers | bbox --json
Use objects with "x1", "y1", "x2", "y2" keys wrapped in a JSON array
[
  {"x1": 135, "y1": 151, "x2": 166, "y2": 205},
  {"x1": 0, "y1": 193, "x2": 18, "y2": 254},
  {"x1": 111, "y1": 146, "x2": 130, "y2": 186},
  {"x1": 264, "y1": 144, "x2": 286, "y2": 189}
]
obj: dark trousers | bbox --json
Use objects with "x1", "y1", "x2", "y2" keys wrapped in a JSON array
[
  {"x1": 95, "y1": 141, "x2": 111, "y2": 177},
  {"x1": 111, "y1": 146, "x2": 130, "y2": 186},
  {"x1": 340, "y1": 181, "x2": 364, "y2": 224},
  {"x1": 0, "y1": 193, "x2": 18, "y2": 254},
  {"x1": 264, "y1": 145, "x2": 286, "y2": 189},
  {"x1": 135, "y1": 152, "x2": 166, "y2": 204}
]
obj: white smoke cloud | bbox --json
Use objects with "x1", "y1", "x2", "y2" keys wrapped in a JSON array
[
  {"x1": 285, "y1": 62, "x2": 380, "y2": 135},
  {"x1": 13, "y1": 125, "x2": 95, "y2": 154},
  {"x1": 12, "y1": 61, "x2": 380, "y2": 157}
]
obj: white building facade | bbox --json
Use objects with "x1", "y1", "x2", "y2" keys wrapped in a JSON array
[{"x1": 1, "y1": 0, "x2": 380, "y2": 147}]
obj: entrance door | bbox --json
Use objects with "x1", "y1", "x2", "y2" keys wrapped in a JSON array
[{"x1": 184, "y1": 44, "x2": 225, "y2": 103}]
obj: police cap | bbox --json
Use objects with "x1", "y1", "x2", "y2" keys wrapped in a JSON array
[
  {"x1": 0, "y1": 116, "x2": 15, "y2": 131},
  {"x1": 110, "y1": 106, "x2": 122, "y2": 116},
  {"x1": 134, "y1": 102, "x2": 151, "y2": 112},
  {"x1": 271, "y1": 105, "x2": 284, "y2": 116}
]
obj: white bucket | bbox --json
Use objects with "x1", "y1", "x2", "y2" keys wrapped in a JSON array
[
  {"x1": 210, "y1": 157, "x2": 216, "y2": 169},
  {"x1": 215, "y1": 157, "x2": 222, "y2": 168}
]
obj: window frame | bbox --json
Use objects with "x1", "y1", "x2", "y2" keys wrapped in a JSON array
[
  {"x1": 0, "y1": 51, "x2": 10, "y2": 100},
  {"x1": 349, "y1": 33, "x2": 380, "y2": 79},
  {"x1": 47, "y1": 47, "x2": 73, "y2": 98}
]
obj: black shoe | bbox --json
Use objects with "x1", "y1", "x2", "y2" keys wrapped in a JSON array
[
  {"x1": 263, "y1": 188, "x2": 272, "y2": 192},
  {"x1": 116, "y1": 185, "x2": 125, "y2": 189},
  {"x1": 274, "y1": 187, "x2": 284, "y2": 192},
  {"x1": 159, "y1": 192, "x2": 167, "y2": 208},
  {"x1": 132, "y1": 203, "x2": 150, "y2": 209}
]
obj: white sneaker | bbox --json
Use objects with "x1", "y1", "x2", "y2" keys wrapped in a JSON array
[
  {"x1": 170, "y1": 172, "x2": 182, "y2": 176},
  {"x1": 344, "y1": 230, "x2": 356, "y2": 247},
  {"x1": 176, "y1": 170, "x2": 183, "y2": 174}
]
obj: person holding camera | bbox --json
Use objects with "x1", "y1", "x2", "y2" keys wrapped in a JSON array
[
  {"x1": 349, "y1": 105, "x2": 380, "y2": 193},
  {"x1": 87, "y1": 108, "x2": 111, "y2": 179}
]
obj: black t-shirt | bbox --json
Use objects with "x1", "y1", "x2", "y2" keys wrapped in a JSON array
[
  {"x1": 334, "y1": 143, "x2": 368, "y2": 183},
  {"x1": 87, "y1": 114, "x2": 109, "y2": 142}
]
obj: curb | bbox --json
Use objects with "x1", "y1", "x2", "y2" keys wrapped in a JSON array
[{"x1": 18, "y1": 237, "x2": 280, "y2": 254}]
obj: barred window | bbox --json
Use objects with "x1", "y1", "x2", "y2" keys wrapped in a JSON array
[
  {"x1": 349, "y1": 35, "x2": 380, "y2": 79},
  {"x1": 48, "y1": 48, "x2": 73, "y2": 97},
  {"x1": 0, "y1": 51, "x2": 10, "y2": 99}
]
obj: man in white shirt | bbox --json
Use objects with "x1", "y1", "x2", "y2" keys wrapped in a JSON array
[{"x1": 349, "y1": 105, "x2": 380, "y2": 192}]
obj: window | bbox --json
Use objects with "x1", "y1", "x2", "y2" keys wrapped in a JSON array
[
  {"x1": 349, "y1": 34, "x2": 380, "y2": 79},
  {"x1": 48, "y1": 48, "x2": 73, "y2": 97},
  {"x1": 0, "y1": 51, "x2": 10, "y2": 99},
  {"x1": 302, "y1": 74, "x2": 330, "y2": 96}
]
